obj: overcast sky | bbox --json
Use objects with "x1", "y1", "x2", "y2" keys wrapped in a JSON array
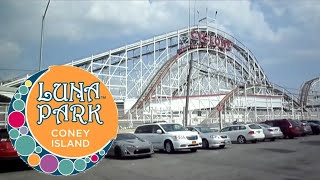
[{"x1": 0, "y1": 0, "x2": 319, "y2": 94}]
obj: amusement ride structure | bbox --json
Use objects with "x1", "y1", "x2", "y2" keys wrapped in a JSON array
[{"x1": 1, "y1": 16, "x2": 319, "y2": 128}]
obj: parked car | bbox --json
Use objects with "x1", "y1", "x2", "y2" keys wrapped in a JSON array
[
  {"x1": 256, "y1": 124, "x2": 283, "y2": 141},
  {"x1": 134, "y1": 123, "x2": 202, "y2": 153},
  {"x1": 306, "y1": 120, "x2": 320, "y2": 126},
  {"x1": 302, "y1": 120, "x2": 320, "y2": 135},
  {"x1": 107, "y1": 133, "x2": 154, "y2": 158},
  {"x1": 220, "y1": 124, "x2": 265, "y2": 144},
  {"x1": 186, "y1": 126, "x2": 231, "y2": 149},
  {"x1": 209, "y1": 128, "x2": 220, "y2": 132},
  {"x1": 0, "y1": 126, "x2": 18, "y2": 160},
  {"x1": 298, "y1": 120, "x2": 313, "y2": 136},
  {"x1": 263, "y1": 119, "x2": 302, "y2": 139}
]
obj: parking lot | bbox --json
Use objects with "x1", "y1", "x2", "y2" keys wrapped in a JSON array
[{"x1": 0, "y1": 135, "x2": 319, "y2": 180}]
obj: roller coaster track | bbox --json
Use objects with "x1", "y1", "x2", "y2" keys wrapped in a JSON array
[
  {"x1": 128, "y1": 53, "x2": 180, "y2": 112},
  {"x1": 206, "y1": 84, "x2": 306, "y2": 119},
  {"x1": 127, "y1": 45, "x2": 265, "y2": 116},
  {"x1": 300, "y1": 77, "x2": 320, "y2": 107},
  {"x1": 207, "y1": 85, "x2": 246, "y2": 118}
]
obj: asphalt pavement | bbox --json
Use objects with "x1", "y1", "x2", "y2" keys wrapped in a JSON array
[{"x1": 1, "y1": 135, "x2": 320, "y2": 180}]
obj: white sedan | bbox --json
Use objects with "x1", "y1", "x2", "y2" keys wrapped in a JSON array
[
  {"x1": 257, "y1": 123, "x2": 283, "y2": 141},
  {"x1": 220, "y1": 124, "x2": 265, "y2": 144}
]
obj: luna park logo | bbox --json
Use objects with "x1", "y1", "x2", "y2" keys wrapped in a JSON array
[{"x1": 6, "y1": 65, "x2": 118, "y2": 176}]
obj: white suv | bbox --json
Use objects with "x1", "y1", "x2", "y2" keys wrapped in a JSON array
[{"x1": 134, "y1": 123, "x2": 202, "y2": 153}]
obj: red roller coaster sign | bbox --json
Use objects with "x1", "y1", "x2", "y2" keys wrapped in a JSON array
[{"x1": 177, "y1": 30, "x2": 233, "y2": 54}]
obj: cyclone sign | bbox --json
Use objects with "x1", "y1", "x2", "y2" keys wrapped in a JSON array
[{"x1": 6, "y1": 65, "x2": 118, "y2": 176}]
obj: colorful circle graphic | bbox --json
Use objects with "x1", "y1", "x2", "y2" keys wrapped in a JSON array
[{"x1": 6, "y1": 66, "x2": 118, "y2": 176}]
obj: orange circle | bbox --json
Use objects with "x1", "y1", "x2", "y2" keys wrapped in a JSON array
[
  {"x1": 28, "y1": 154, "x2": 40, "y2": 166},
  {"x1": 26, "y1": 66, "x2": 118, "y2": 158}
]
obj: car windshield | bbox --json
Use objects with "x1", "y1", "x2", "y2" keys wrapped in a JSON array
[
  {"x1": 310, "y1": 120, "x2": 320, "y2": 125},
  {"x1": 259, "y1": 124, "x2": 271, "y2": 128},
  {"x1": 196, "y1": 127, "x2": 214, "y2": 133},
  {"x1": 116, "y1": 133, "x2": 143, "y2": 141},
  {"x1": 161, "y1": 124, "x2": 187, "y2": 132},
  {"x1": 0, "y1": 129, "x2": 9, "y2": 139}
]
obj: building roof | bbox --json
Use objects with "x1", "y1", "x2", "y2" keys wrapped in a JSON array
[{"x1": 0, "y1": 86, "x2": 17, "y2": 102}]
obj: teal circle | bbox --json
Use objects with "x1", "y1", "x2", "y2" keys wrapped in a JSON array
[
  {"x1": 13, "y1": 100, "x2": 25, "y2": 111},
  {"x1": 14, "y1": 93, "x2": 21, "y2": 99},
  {"x1": 14, "y1": 135, "x2": 35, "y2": 156},
  {"x1": 35, "y1": 146, "x2": 42, "y2": 153},
  {"x1": 99, "y1": 150, "x2": 105, "y2": 156},
  {"x1": 58, "y1": 159, "x2": 74, "y2": 175},
  {"x1": 85, "y1": 157, "x2": 90, "y2": 163},
  {"x1": 9, "y1": 129, "x2": 19, "y2": 139},
  {"x1": 74, "y1": 159, "x2": 86, "y2": 171},
  {"x1": 19, "y1": 85, "x2": 28, "y2": 95}
]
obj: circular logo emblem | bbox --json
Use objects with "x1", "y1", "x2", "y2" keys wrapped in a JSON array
[{"x1": 7, "y1": 65, "x2": 118, "y2": 176}]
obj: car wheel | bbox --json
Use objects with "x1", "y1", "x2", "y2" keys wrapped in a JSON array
[
  {"x1": 270, "y1": 138, "x2": 276, "y2": 141},
  {"x1": 190, "y1": 148, "x2": 197, "y2": 152},
  {"x1": 237, "y1": 135, "x2": 246, "y2": 144},
  {"x1": 289, "y1": 136, "x2": 294, "y2": 139},
  {"x1": 114, "y1": 146, "x2": 122, "y2": 159},
  {"x1": 219, "y1": 145, "x2": 225, "y2": 149},
  {"x1": 202, "y1": 139, "x2": 209, "y2": 149},
  {"x1": 164, "y1": 140, "x2": 174, "y2": 153}
]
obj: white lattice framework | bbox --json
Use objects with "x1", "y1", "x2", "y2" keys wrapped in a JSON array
[{"x1": 0, "y1": 23, "x2": 308, "y2": 127}]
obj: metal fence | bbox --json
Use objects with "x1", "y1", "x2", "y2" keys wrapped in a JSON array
[{"x1": 0, "y1": 103, "x2": 8, "y2": 126}]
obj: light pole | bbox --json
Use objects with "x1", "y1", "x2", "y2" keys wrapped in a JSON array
[{"x1": 39, "y1": 0, "x2": 51, "y2": 71}]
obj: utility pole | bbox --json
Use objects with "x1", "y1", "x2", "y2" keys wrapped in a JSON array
[
  {"x1": 185, "y1": 53, "x2": 193, "y2": 126},
  {"x1": 184, "y1": 0, "x2": 192, "y2": 127},
  {"x1": 39, "y1": 0, "x2": 51, "y2": 71}
]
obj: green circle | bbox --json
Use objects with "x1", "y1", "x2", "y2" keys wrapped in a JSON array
[
  {"x1": 14, "y1": 135, "x2": 35, "y2": 156},
  {"x1": 9, "y1": 129, "x2": 19, "y2": 139},
  {"x1": 85, "y1": 157, "x2": 90, "y2": 163},
  {"x1": 14, "y1": 93, "x2": 21, "y2": 99},
  {"x1": 99, "y1": 150, "x2": 105, "y2": 156},
  {"x1": 13, "y1": 100, "x2": 25, "y2": 111},
  {"x1": 35, "y1": 146, "x2": 42, "y2": 153},
  {"x1": 74, "y1": 159, "x2": 86, "y2": 171},
  {"x1": 19, "y1": 85, "x2": 28, "y2": 95},
  {"x1": 58, "y1": 159, "x2": 74, "y2": 175}
]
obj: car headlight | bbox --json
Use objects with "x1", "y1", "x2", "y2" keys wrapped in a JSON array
[
  {"x1": 174, "y1": 135, "x2": 186, "y2": 140},
  {"x1": 210, "y1": 135, "x2": 221, "y2": 139},
  {"x1": 125, "y1": 144, "x2": 136, "y2": 148}
]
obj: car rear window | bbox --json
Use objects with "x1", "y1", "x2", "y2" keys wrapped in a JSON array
[
  {"x1": 288, "y1": 120, "x2": 300, "y2": 126},
  {"x1": 0, "y1": 129, "x2": 9, "y2": 138},
  {"x1": 248, "y1": 124, "x2": 262, "y2": 129}
]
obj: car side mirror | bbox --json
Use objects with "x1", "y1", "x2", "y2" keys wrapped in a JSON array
[{"x1": 156, "y1": 129, "x2": 163, "y2": 134}]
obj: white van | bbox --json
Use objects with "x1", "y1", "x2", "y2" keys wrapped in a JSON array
[{"x1": 134, "y1": 123, "x2": 202, "y2": 153}]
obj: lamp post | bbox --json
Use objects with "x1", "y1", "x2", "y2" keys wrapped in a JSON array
[{"x1": 39, "y1": 0, "x2": 51, "y2": 71}]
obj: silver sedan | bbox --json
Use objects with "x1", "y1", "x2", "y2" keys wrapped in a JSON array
[
  {"x1": 187, "y1": 126, "x2": 231, "y2": 149},
  {"x1": 257, "y1": 124, "x2": 283, "y2": 141},
  {"x1": 107, "y1": 133, "x2": 154, "y2": 158}
]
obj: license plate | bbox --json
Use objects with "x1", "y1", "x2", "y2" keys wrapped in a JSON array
[{"x1": 192, "y1": 141, "x2": 196, "y2": 144}]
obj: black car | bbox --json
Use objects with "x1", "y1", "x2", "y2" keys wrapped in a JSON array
[
  {"x1": 306, "y1": 120, "x2": 320, "y2": 125},
  {"x1": 303, "y1": 120, "x2": 320, "y2": 135}
]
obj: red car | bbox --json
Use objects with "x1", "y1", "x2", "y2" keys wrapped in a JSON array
[
  {"x1": 0, "y1": 126, "x2": 18, "y2": 160},
  {"x1": 263, "y1": 119, "x2": 302, "y2": 139}
]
